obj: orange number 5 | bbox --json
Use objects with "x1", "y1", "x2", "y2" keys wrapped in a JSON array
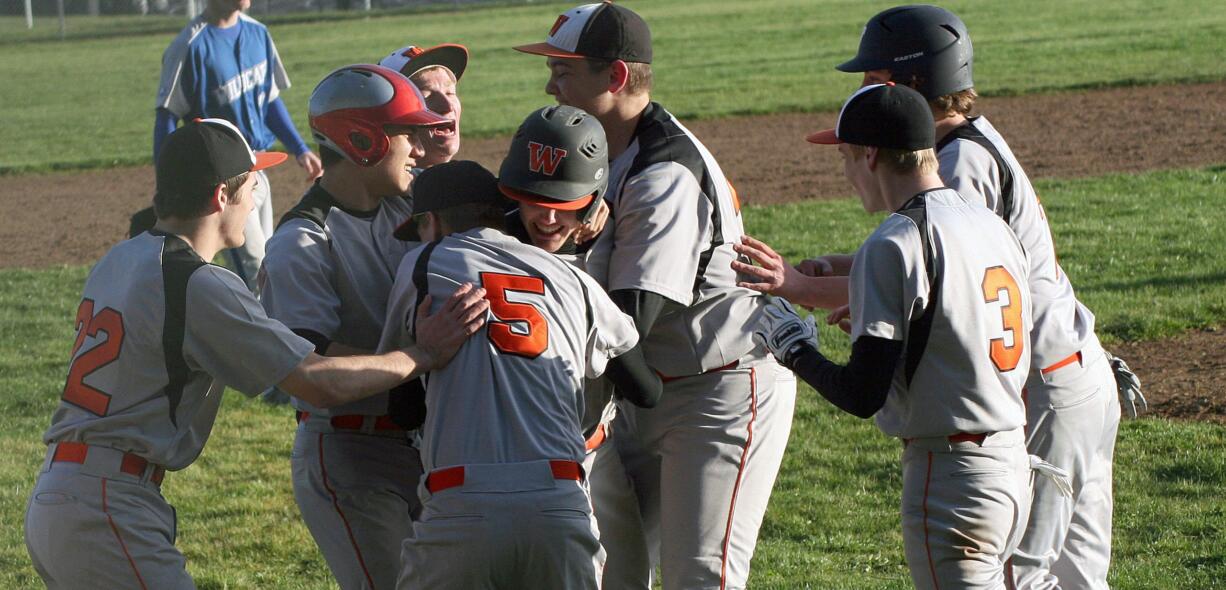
[
  {"x1": 63, "y1": 299, "x2": 124, "y2": 415},
  {"x1": 981, "y1": 266, "x2": 1024, "y2": 372},
  {"x1": 481, "y1": 272, "x2": 548, "y2": 358}
]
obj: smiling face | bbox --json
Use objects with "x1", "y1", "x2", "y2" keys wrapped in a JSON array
[
  {"x1": 411, "y1": 67, "x2": 462, "y2": 167},
  {"x1": 545, "y1": 57, "x2": 613, "y2": 118},
  {"x1": 367, "y1": 125, "x2": 427, "y2": 198},
  {"x1": 519, "y1": 201, "x2": 583, "y2": 253}
]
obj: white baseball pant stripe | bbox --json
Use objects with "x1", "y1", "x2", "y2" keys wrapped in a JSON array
[
  {"x1": 1012, "y1": 341, "x2": 1119, "y2": 590},
  {"x1": 902, "y1": 429, "x2": 1032, "y2": 590}
]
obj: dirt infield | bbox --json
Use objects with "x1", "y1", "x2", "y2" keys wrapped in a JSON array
[{"x1": 2, "y1": 81, "x2": 1224, "y2": 424}]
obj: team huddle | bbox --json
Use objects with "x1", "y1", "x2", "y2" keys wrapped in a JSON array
[{"x1": 24, "y1": 2, "x2": 1145, "y2": 589}]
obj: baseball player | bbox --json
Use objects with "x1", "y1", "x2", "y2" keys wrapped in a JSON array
[
  {"x1": 258, "y1": 64, "x2": 449, "y2": 590},
  {"x1": 833, "y1": 7, "x2": 1135, "y2": 588},
  {"x1": 378, "y1": 159, "x2": 655, "y2": 589},
  {"x1": 23, "y1": 118, "x2": 487, "y2": 590},
  {"x1": 515, "y1": 5, "x2": 794, "y2": 588},
  {"x1": 757, "y1": 82, "x2": 1036, "y2": 589},
  {"x1": 148, "y1": 0, "x2": 323, "y2": 289},
  {"x1": 378, "y1": 43, "x2": 468, "y2": 168}
]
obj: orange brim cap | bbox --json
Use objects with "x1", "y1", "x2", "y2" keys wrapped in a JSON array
[
  {"x1": 805, "y1": 128, "x2": 841, "y2": 145},
  {"x1": 513, "y1": 42, "x2": 587, "y2": 59},
  {"x1": 252, "y1": 151, "x2": 290, "y2": 171},
  {"x1": 499, "y1": 184, "x2": 595, "y2": 211}
]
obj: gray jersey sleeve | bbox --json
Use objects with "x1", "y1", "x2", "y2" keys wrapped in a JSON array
[
  {"x1": 260, "y1": 218, "x2": 342, "y2": 344},
  {"x1": 155, "y1": 18, "x2": 205, "y2": 116},
  {"x1": 184, "y1": 266, "x2": 314, "y2": 396},
  {"x1": 576, "y1": 268, "x2": 640, "y2": 379},
  {"x1": 607, "y1": 161, "x2": 710, "y2": 305},
  {"x1": 850, "y1": 217, "x2": 929, "y2": 342},
  {"x1": 256, "y1": 15, "x2": 291, "y2": 102},
  {"x1": 938, "y1": 140, "x2": 1004, "y2": 215}
]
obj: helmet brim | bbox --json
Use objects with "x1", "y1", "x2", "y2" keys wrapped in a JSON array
[{"x1": 499, "y1": 184, "x2": 595, "y2": 211}]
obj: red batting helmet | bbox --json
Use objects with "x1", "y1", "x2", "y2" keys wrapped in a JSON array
[{"x1": 308, "y1": 64, "x2": 449, "y2": 167}]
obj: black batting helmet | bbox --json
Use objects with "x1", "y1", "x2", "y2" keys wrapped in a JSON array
[
  {"x1": 837, "y1": 5, "x2": 973, "y2": 100},
  {"x1": 498, "y1": 105, "x2": 608, "y2": 221}
]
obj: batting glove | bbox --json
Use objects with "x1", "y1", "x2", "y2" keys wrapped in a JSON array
[
  {"x1": 755, "y1": 297, "x2": 818, "y2": 368},
  {"x1": 1106, "y1": 351, "x2": 1147, "y2": 419}
]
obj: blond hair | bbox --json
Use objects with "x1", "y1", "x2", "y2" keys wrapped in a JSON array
[{"x1": 848, "y1": 145, "x2": 939, "y2": 176}]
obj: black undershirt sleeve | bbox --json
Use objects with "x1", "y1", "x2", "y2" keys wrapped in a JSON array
[
  {"x1": 788, "y1": 335, "x2": 904, "y2": 419},
  {"x1": 291, "y1": 328, "x2": 331, "y2": 354},
  {"x1": 603, "y1": 344, "x2": 662, "y2": 409},
  {"x1": 609, "y1": 289, "x2": 667, "y2": 340}
]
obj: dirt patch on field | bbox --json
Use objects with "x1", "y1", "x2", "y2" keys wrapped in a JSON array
[
  {"x1": 1, "y1": 82, "x2": 1223, "y2": 425},
  {"x1": 1109, "y1": 329, "x2": 1226, "y2": 425}
]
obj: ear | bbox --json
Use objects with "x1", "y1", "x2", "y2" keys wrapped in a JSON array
[
  {"x1": 865, "y1": 146, "x2": 880, "y2": 171},
  {"x1": 608, "y1": 60, "x2": 630, "y2": 94},
  {"x1": 209, "y1": 183, "x2": 226, "y2": 214}
]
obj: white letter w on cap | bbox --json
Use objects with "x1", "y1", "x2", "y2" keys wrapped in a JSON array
[{"x1": 528, "y1": 141, "x2": 568, "y2": 176}]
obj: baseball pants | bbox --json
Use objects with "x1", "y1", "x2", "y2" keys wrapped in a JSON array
[
  {"x1": 292, "y1": 417, "x2": 422, "y2": 590},
  {"x1": 1012, "y1": 342, "x2": 1120, "y2": 590},
  {"x1": 224, "y1": 169, "x2": 273, "y2": 291},
  {"x1": 584, "y1": 426, "x2": 652, "y2": 590},
  {"x1": 26, "y1": 446, "x2": 190, "y2": 590},
  {"x1": 617, "y1": 355, "x2": 785, "y2": 590},
  {"x1": 397, "y1": 460, "x2": 603, "y2": 590},
  {"x1": 901, "y1": 428, "x2": 1033, "y2": 590}
]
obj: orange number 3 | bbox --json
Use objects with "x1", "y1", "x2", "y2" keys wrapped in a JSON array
[
  {"x1": 481, "y1": 272, "x2": 549, "y2": 358},
  {"x1": 981, "y1": 266, "x2": 1024, "y2": 372},
  {"x1": 63, "y1": 299, "x2": 124, "y2": 415}
]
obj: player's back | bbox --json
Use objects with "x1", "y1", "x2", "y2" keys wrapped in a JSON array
[
  {"x1": 937, "y1": 116, "x2": 1093, "y2": 367},
  {"x1": 45, "y1": 232, "x2": 311, "y2": 470},
  {"x1": 860, "y1": 189, "x2": 1033, "y2": 439},
  {"x1": 382, "y1": 227, "x2": 637, "y2": 472}
]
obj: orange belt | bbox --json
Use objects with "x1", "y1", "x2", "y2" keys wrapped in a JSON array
[
  {"x1": 425, "y1": 460, "x2": 583, "y2": 493},
  {"x1": 584, "y1": 423, "x2": 608, "y2": 452},
  {"x1": 1041, "y1": 351, "x2": 1082, "y2": 374},
  {"x1": 296, "y1": 411, "x2": 404, "y2": 432},
  {"x1": 51, "y1": 441, "x2": 165, "y2": 486}
]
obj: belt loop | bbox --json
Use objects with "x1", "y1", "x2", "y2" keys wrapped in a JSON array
[
  {"x1": 41, "y1": 443, "x2": 58, "y2": 474},
  {"x1": 361, "y1": 416, "x2": 377, "y2": 435}
]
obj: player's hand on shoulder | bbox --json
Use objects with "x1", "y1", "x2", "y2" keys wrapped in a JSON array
[
  {"x1": 733, "y1": 235, "x2": 803, "y2": 300},
  {"x1": 574, "y1": 200, "x2": 610, "y2": 244},
  {"x1": 755, "y1": 297, "x2": 818, "y2": 368},
  {"x1": 297, "y1": 150, "x2": 323, "y2": 181},
  {"x1": 413, "y1": 283, "x2": 490, "y2": 370},
  {"x1": 1106, "y1": 351, "x2": 1147, "y2": 419}
]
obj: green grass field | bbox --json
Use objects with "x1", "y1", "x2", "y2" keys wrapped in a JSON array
[
  {"x1": 2, "y1": 0, "x2": 1226, "y2": 172},
  {"x1": 2, "y1": 168, "x2": 1224, "y2": 588}
]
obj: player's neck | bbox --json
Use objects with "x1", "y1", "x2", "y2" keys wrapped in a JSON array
[
  {"x1": 151, "y1": 219, "x2": 225, "y2": 262},
  {"x1": 934, "y1": 113, "x2": 968, "y2": 144},
  {"x1": 204, "y1": 7, "x2": 241, "y2": 28},
  {"x1": 602, "y1": 94, "x2": 651, "y2": 160},
  {"x1": 877, "y1": 172, "x2": 946, "y2": 212},
  {"x1": 319, "y1": 170, "x2": 383, "y2": 213}
]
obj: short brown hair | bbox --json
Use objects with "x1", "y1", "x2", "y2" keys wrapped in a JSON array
[
  {"x1": 433, "y1": 202, "x2": 507, "y2": 235},
  {"x1": 587, "y1": 59, "x2": 653, "y2": 95},
  {"x1": 848, "y1": 145, "x2": 939, "y2": 176},
  {"x1": 930, "y1": 88, "x2": 977, "y2": 118},
  {"x1": 154, "y1": 171, "x2": 250, "y2": 220}
]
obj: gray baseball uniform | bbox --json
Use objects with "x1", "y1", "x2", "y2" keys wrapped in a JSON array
[
  {"x1": 379, "y1": 226, "x2": 639, "y2": 590},
  {"x1": 583, "y1": 102, "x2": 791, "y2": 590},
  {"x1": 937, "y1": 116, "x2": 1120, "y2": 589},
  {"x1": 25, "y1": 231, "x2": 313, "y2": 589},
  {"x1": 259, "y1": 184, "x2": 419, "y2": 590},
  {"x1": 850, "y1": 188, "x2": 1034, "y2": 589}
]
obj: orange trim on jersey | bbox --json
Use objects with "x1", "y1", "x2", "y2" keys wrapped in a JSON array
[
  {"x1": 584, "y1": 423, "x2": 608, "y2": 452},
  {"x1": 102, "y1": 478, "x2": 150, "y2": 590},
  {"x1": 1041, "y1": 351, "x2": 1082, "y2": 374},
  {"x1": 923, "y1": 451, "x2": 941, "y2": 590},
  {"x1": 317, "y1": 433, "x2": 376, "y2": 588},
  {"x1": 1005, "y1": 558, "x2": 1017, "y2": 590},
  {"x1": 719, "y1": 366, "x2": 757, "y2": 590}
]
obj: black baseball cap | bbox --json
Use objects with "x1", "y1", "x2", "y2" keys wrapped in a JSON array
[
  {"x1": 807, "y1": 83, "x2": 935, "y2": 150},
  {"x1": 393, "y1": 160, "x2": 507, "y2": 240},
  {"x1": 156, "y1": 118, "x2": 287, "y2": 201},
  {"x1": 514, "y1": 2, "x2": 652, "y2": 64}
]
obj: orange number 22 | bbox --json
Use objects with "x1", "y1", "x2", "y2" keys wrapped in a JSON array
[{"x1": 63, "y1": 299, "x2": 124, "y2": 415}]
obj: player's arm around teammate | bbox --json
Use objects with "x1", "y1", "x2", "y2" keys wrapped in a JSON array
[
  {"x1": 257, "y1": 64, "x2": 453, "y2": 590},
  {"x1": 24, "y1": 119, "x2": 484, "y2": 590}
]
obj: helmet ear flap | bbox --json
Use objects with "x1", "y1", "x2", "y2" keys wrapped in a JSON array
[{"x1": 341, "y1": 119, "x2": 390, "y2": 167}]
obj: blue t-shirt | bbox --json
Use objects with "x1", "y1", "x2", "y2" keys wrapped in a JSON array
[{"x1": 156, "y1": 13, "x2": 291, "y2": 151}]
